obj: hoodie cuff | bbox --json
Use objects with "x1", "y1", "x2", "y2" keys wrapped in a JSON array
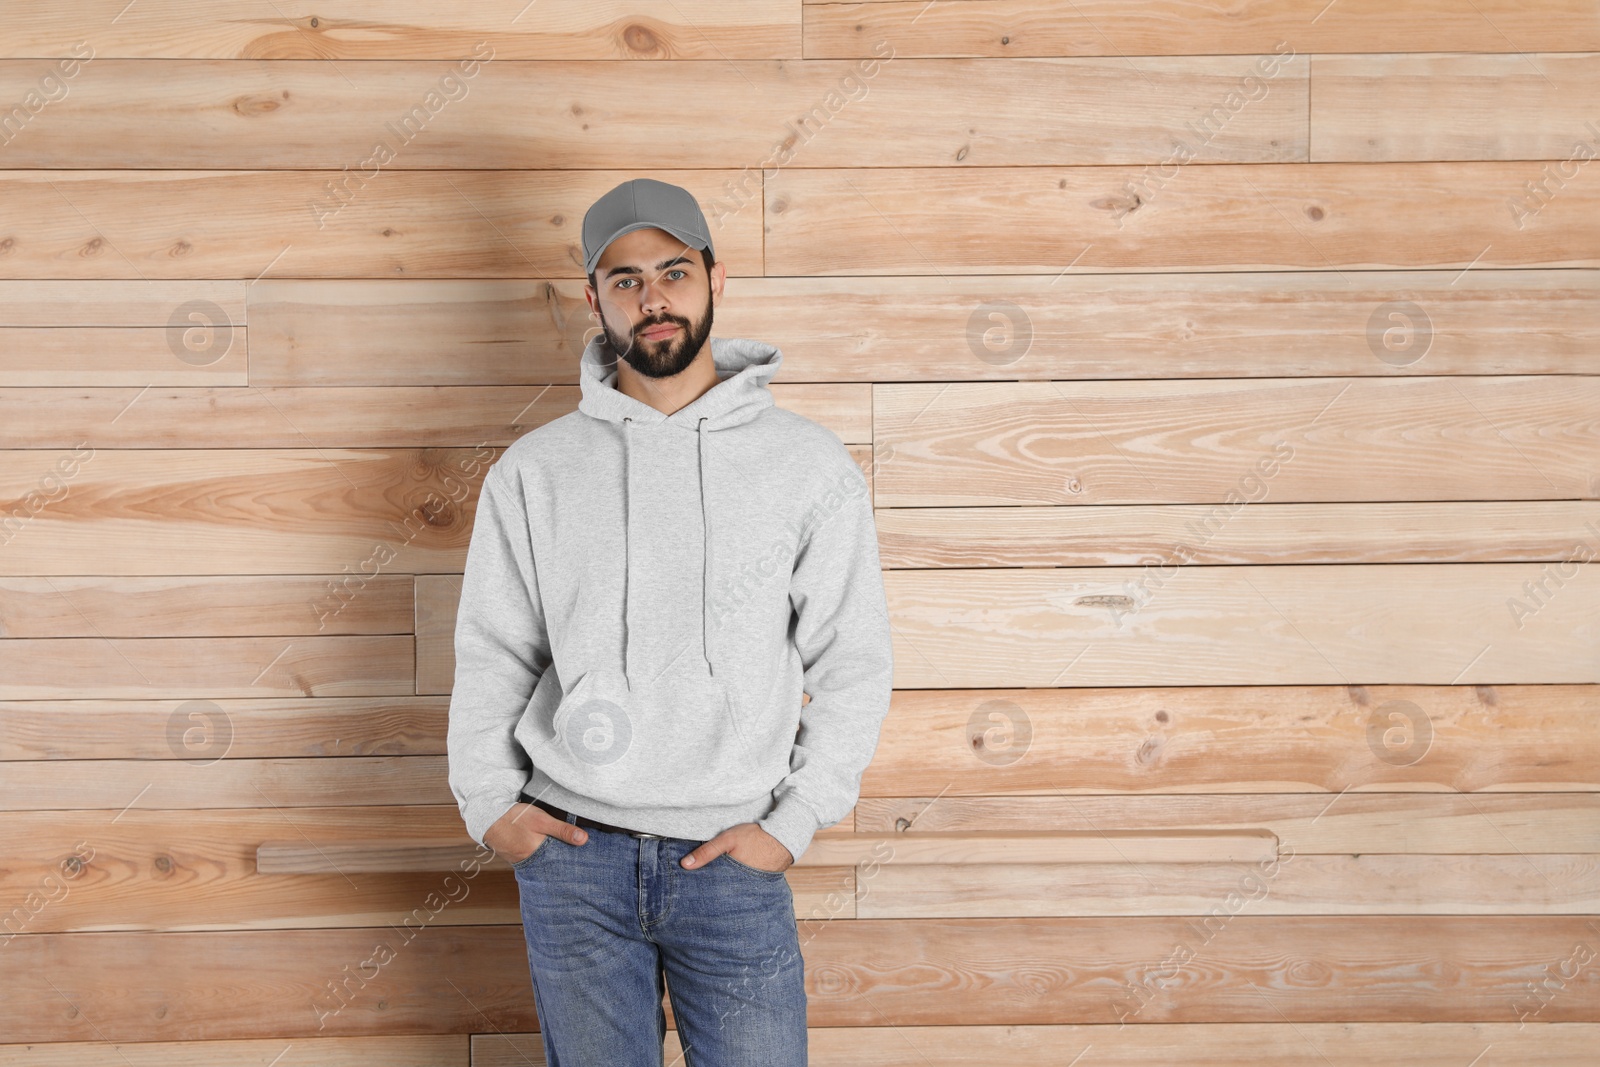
[
  {"x1": 757, "y1": 798, "x2": 823, "y2": 866},
  {"x1": 462, "y1": 794, "x2": 522, "y2": 850}
]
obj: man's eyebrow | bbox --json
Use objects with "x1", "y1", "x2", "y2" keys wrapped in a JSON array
[{"x1": 601, "y1": 255, "x2": 693, "y2": 280}]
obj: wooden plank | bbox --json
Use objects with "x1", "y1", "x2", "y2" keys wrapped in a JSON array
[
  {"x1": 0, "y1": 326, "x2": 247, "y2": 385},
  {"x1": 876, "y1": 501, "x2": 1600, "y2": 567},
  {"x1": 0, "y1": 280, "x2": 244, "y2": 325},
  {"x1": 0, "y1": 171, "x2": 763, "y2": 279},
  {"x1": 0, "y1": 575, "x2": 413, "y2": 637},
  {"x1": 0, "y1": 1035, "x2": 468, "y2": 1067},
  {"x1": 0, "y1": 637, "x2": 415, "y2": 699},
  {"x1": 0, "y1": 756, "x2": 448, "y2": 809},
  {"x1": 4, "y1": 919, "x2": 1598, "y2": 1040},
  {"x1": 0, "y1": 383, "x2": 869, "y2": 445},
  {"x1": 0, "y1": 807, "x2": 852, "y2": 932},
  {"x1": 0, "y1": 927, "x2": 537, "y2": 1041},
  {"x1": 1313, "y1": 53, "x2": 1600, "y2": 163},
  {"x1": 0, "y1": 697, "x2": 447, "y2": 760},
  {"x1": 763, "y1": 164, "x2": 1600, "y2": 273},
  {"x1": 257, "y1": 829, "x2": 1280, "y2": 873},
  {"x1": 0, "y1": 1, "x2": 800, "y2": 59},
  {"x1": 874, "y1": 376, "x2": 1600, "y2": 504},
  {"x1": 883, "y1": 564, "x2": 1600, "y2": 686},
  {"x1": 856, "y1": 853, "x2": 1600, "y2": 917},
  {"x1": 246, "y1": 278, "x2": 591, "y2": 384},
  {"x1": 801, "y1": 0, "x2": 1600, "y2": 57},
  {"x1": 0, "y1": 56, "x2": 1304, "y2": 169},
  {"x1": 864, "y1": 687, "x2": 1600, "y2": 796},
  {"x1": 857, "y1": 791, "x2": 1600, "y2": 854},
  {"x1": 0, "y1": 447, "x2": 487, "y2": 577},
  {"x1": 244, "y1": 271, "x2": 1600, "y2": 383},
  {"x1": 484, "y1": 1021, "x2": 1600, "y2": 1066}
]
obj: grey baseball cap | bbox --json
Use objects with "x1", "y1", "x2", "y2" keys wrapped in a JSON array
[{"x1": 582, "y1": 178, "x2": 715, "y2": 277}]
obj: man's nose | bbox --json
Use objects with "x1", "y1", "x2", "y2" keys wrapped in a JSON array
[{"x1": 637, "y1": 282, "x2": 667, "y2": 315}]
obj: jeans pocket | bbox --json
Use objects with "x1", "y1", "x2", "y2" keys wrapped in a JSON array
[
  {"x1": 510, "y1": 835, "x2": 552, "y2": 870},
  {"x1": 719, "y1": 852, "x2": 788, "y2": 879}
]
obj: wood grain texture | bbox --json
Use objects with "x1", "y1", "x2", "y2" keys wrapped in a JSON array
[
  {"x1": 764, "y1": 164, "x2": 1600, "y2": 273},
  {"x1": 414, "y1": 573, "x2": 459, "y2": 695},
  {"x1": 0, "y1": 280, "x2": 244, "y2": 324},
  {"x1": 0, "y1": 575, "x2": 414, "y2": 637},
  {"x1": 4, "y1": 919, "x2": 1598, "y2": 1041},
  {"x1": 0, "y1": 56, "x2": 1305, "y2": 168},
  {"x1": 857, "y1": 853, "x2": 1600, "y2": 917},
  {"x1": 873, "y1": 376, "x2": 1600, "y2": 505},
  {"x1": 884, "y1": 565, "x2": 1600, "y2": 686},
  {"x1": 480, "y1": 1022, "x2": 1600, "y2": 1065},
  {"x1": 875, "y1": 501, "x2": 1600, "y2": 567},
  {"x1": 858, "y1": 685, "x2": 1600, "y2": 793},
  {"x1": 0, "y1": 447, "x2": 488, "y2": 576},
  {"x1": 0, "y1": 170, "x2": 763, "y2": 279},
  {"x1": 0, "y1": 326, "x2": 247, "y2": 385},
  {"x1": 857, "y1": 790, "x2": 1600, "y2": 854},
  {"x1": 0, "y1": 383, "x2": 870, "y2": 445},
  {"x1": 0, "y1": 1035, "x2": 469, "y2": 1067},
  {"x1": 0, "y1": 756, "x2": 449, "y2": 809},
  {"x1": 0, "y1": 696, "x2": 447, "y2": 760},
  {"x1": 1313, "y1": 52, "x2": 1600, "y2": 162},
  {"x1": 0, "y1": 1, "x2": 801, "y2": 59},
  {"x1": 802, "y1": 0, "x2": 1600, "y2": 57}
]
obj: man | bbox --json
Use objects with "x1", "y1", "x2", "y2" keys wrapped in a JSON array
[{"x1": 446, "y1": 177, "x2": 894, "y2": 1066}]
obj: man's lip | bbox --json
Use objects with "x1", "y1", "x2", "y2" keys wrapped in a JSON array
[{"x1": 642, "y1": 325, "x2": 679, "y2": 339}]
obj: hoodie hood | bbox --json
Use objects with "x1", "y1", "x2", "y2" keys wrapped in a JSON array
[{"x1": 576, "y1": 334, "x2": 783, "y2": 685}]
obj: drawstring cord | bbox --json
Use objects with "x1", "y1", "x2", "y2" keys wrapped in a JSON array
[
  {"x1": 698, "y1": 417, "x2": 714, "y2": 676},
  {"x1": 622, "y1": 416, "x2": 633, "y2": 689}
]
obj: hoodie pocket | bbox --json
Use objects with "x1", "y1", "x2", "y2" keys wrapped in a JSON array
[{"x1": 544, "y1": 666, "x2": 775, "y2": 810}]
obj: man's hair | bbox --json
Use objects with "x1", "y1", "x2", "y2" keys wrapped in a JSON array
[{"x1": 588, "y1": 245, "x2": 716, "y2": 294}]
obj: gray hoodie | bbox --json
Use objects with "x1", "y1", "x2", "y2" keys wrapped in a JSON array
[{"x1": 446, "y1": 334, "x2": 893, "y2": 864}]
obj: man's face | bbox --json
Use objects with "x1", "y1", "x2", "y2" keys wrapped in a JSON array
[{"x1": 587, "y1": 227, "x2": 721, "y2": 379}]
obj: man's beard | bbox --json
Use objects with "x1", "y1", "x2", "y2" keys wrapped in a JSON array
[{"x1": 600, "y1": 298, "x2": 715, "y2": 380}]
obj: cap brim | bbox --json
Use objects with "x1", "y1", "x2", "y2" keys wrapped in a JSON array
[{"x1": 584, "y1": 223, "x2": 710, "y2": 277}]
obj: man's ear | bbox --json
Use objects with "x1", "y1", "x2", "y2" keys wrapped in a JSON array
[{"x1": 708, "y1": 260, "x2": 727, "y2": 305}]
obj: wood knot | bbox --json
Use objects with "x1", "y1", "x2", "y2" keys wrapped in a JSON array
[{"x1": 622, "y1": 23, "x2": 661, "y2": 53}]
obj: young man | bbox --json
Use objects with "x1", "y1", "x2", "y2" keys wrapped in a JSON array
[{"x1": 446, "y1": 177, "x2": 894, "y2": 1065}]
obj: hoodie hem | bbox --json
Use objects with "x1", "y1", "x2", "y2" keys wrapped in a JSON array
[{"x1": 523, "y1": 767, "x2": 777, "y2": 842}]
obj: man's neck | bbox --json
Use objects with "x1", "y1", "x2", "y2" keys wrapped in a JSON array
[{"x1": 615, "y1": 345, "x2": 720, "y2": 417}]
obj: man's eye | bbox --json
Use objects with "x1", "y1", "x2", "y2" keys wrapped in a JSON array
[{"x1": 617, "y1": 270, "x2": 685, "y2": 289}]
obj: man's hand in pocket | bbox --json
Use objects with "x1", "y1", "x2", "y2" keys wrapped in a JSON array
[
  {"x1": 484, "y1": 802, "x2": 588, "y2": 865},
  {"x1": 679, "y1": 822, "x2": 794, "y2": 872}
]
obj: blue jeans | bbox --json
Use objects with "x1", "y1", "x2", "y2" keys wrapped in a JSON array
[{"x1": 512, "y1": 808, "x2": 808, "y2": 1066}]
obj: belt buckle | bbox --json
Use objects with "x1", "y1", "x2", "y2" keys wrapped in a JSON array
[{"x1": 630, "y1": 829, "x2": 666, "y2": 839}]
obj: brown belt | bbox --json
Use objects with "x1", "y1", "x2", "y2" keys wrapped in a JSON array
[{"x1": 524, "y1": 795, "x2": 668, "y2": 840}]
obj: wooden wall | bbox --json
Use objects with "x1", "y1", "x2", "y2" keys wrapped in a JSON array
[{"x1": 2, "y1": 1, "x2": 1598, "y2": 1063}]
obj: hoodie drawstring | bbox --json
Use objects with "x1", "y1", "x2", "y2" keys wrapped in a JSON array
[
  {"x1": 697, "y1": 417, "x2": 714, "y2": 676},
  {"x1": 622, "y1": 416, "x2": 634, "y2": 688}
]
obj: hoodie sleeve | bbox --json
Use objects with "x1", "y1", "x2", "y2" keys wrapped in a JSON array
[
  {"x1": 757, "y1": 457, "x2": 894, "y2": 864},
  {"x1": 447, "y1": 463, "x2": 551, "y2": 847}
]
